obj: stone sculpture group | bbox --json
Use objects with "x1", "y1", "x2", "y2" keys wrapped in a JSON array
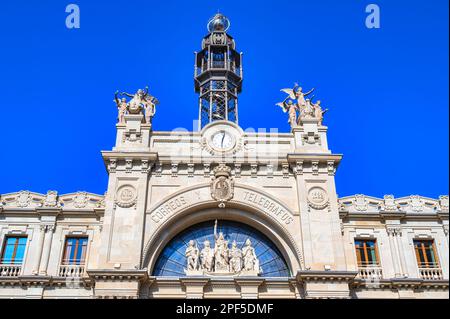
[
  {"x1": 277, "y1": 83, "x2": 328, "y2": 128},
  {"x1": 114, "y1": 86, "x2": 159, "y2": 124},
  {"x1": 185, "y1": 220, "x2": 261, "y2": 276}
]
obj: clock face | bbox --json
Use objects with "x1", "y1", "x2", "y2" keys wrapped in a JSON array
[{"x1": 211, "y1": 131, "x2": 235, "y2": 150}]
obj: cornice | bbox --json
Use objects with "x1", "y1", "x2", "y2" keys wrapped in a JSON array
[
  {"x1": 287, "y1": 153, "x2": 343, "y2": 164},
  {"x1": 101, "y1": 151, "x2": 158, "y2": 161},
  {"x1": 0, "y1": 275, "x2": 93, "y2": 288},
  {"x1": 296, "y1": 270, "x2": 358, "y2": 282},
  {"x1": 86, "y1": 269, "x2": 149, "y2": 282},
  {"x1": 351, "y1": 278, "x2": 449, "y2": 290}
]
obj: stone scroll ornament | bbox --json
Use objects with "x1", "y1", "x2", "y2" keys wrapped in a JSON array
[
  {"x1": 276, "y1": 83, "x2": 328, "y2": 128},
  {"x1": 114, "y1": 86, "x2": 159, "y2": 124},
  {"x1": 184, "y1": 220, "x2": 261, "y2": 277},
  {"x1": 210, "y1": 164, "x2": 234, "y2": 208}
]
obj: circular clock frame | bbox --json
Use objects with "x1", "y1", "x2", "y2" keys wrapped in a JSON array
[{"x1": 210, "y1": 130, "x2": 236, "y2": 152}]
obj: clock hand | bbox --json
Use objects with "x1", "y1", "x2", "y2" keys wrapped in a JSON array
[{"x1": 221, "y1": 132, "x2": 225, "y2": 147}]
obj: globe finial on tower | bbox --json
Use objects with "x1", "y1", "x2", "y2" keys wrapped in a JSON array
[{"x1": 207, "y1": 13, "x2": 231, "y2": 33}]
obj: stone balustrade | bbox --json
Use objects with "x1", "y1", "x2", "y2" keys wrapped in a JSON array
[
  {"x1": 357, "y1": 266, "x2": 383, "y2": 281},
  {"x1": 0, "y1": 264, "x2": 22, "y2": 277},
  {"x1": 59, "y1": 264, "x2": 85, "y2": 278},
  {"x1": 419, "y1": 267, "x2": 443, "y2": 281}
]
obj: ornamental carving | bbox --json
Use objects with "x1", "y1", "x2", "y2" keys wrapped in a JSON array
[
  {"x1": 381, "y1": 195, "x2": 399, "y2": 212},
  {"x1": 409, "y1": 195, "x2": 424, "y2": 212},
  {"x1": 115, "y1": 185, "x2": 137, "y2": 208},
  {"x1": 185, "y1": 220, "x2": 260, "y2": 277},
  {"x1": 42, "y1": 191, "x2": 61, "y2": 208},
  {"x1": 353, "y1": 194, "x2": 368, "y2": 211},
  {"x1": 211, "y1": 32, "x2": 226, "y2": 45},
  {"x1": 307, "y1": 187, "x2": 329, "y2": 210},
  {"x1": 15, "y1": 191, "x2": 32, "y2": 208},
  {"x1": 302, "y1": 132, "x2": 321, "y2": 145},
  {"x1": 439, "y1": 195, "x2": 449, "y2": 212},
  {"x1": 211, "y1": 164, "x2": 234, "y2": 208},
  {"x1": 96, "y1": 193, "x2": 106, "y2": 209},
  {"x1": 73, "y1": 192, "x2": 89, "y2": 208}
]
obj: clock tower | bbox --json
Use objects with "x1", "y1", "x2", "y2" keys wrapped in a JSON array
[{"x1": 194, "y1": 13, "x2": 243, "y2": 130}]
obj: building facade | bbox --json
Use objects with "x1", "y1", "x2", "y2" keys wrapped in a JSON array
[{"x1": 0, "y1": 14, "x2": 448, "y2": 299}]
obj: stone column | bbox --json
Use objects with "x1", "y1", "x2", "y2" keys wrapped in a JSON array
[
  {"x1": 386, "y1": 227, "x2": 402, "y2": 278},
  {"x1": 32, "y1": 225, "x2": 46, "y2": 275},
  {"x1": 39, "y1": 225, "x2": 55, "y2": 275}
]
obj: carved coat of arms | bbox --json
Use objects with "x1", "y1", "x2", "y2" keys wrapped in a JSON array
[{"x1": 211, "y1": 164, "x2": 234, "y2": 208}]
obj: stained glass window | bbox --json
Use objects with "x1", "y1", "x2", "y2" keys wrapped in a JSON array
[
  {"x1": 1, "y1": 236, "x2": 27, "y2": 265},
  {"x1": 153, "y1": 220, "x2": 290, "y2": 277}
]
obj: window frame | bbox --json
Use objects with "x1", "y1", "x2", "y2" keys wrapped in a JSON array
[
  {"x1": 61, "y1": 236, "x2": 89, "y2": 266},
  {"x1": 354, "y1": 238, "x2": 380, "y2": 267},
  {"x1": 413, "y1": 239, "x2": 440, "y2": 269},
  {"x1": 0, "y1": 235, "x2": 28, "y2": 265}
]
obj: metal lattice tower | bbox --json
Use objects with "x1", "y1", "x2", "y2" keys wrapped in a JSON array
[{"x1": 194, "y1": 13, "x2": 243, "y2": 130}]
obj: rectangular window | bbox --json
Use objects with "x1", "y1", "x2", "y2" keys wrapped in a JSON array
[
  {"x1": 414, "y1": 240, "x2": 439, "y2": 268},
  {"x1": 1, "y1": 236, "x2": 27, "y2": 265},
  {"x1": 62, "y1": 237, "x2": 88, "y2": 265},
  {"x1": 355, "y1": 239, "x2": 379, "y2": 267}
]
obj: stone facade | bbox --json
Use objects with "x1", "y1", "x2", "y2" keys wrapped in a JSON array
[
  {"x1": 0, "y1": 116, "x2": 448, "y2": 299},
  {"x1": 0, "y1": 14, "x2": 448, "y2": 299}
]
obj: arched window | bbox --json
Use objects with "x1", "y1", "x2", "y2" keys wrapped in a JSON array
[{"x1": 153, "y1": 220, "x2": 290, "y2": 277}]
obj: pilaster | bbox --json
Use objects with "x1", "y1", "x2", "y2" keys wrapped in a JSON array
[
  {"x1": 181, "y1": 278, "x2": 210, "y2": 299},
  {"x1": 296, "y1": 270, "x2": 357, "y2": 299},
  {"x1": 234, "y1": 278, "x2": 264, "y2": 299},
  {"x1": 87, "y1": 270, "x2": 148, "y2": 299}
]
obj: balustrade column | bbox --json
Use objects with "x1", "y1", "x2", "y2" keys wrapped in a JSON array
[
  {"x1": 32, "y1": 225, "x2": 46, "y2": 275},
  {"x1": 38, "y1": 225, "x2": 55, "y2": 275}
]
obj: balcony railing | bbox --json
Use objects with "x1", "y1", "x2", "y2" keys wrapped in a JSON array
[
  {"x1": 0, "y1": 264, "x2": 22, "y2": 277},
  {"x1": 58, "y1": 264, "x2": 85, "y2": 278},
  {"x1": 357, "y1": 265, "x2": 383, "y2": 281},
  {"x1": 419, "y1": 267, "x2": 443, "y2": 280}
]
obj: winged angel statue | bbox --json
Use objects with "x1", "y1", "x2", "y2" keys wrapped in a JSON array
[{"x1": 277, "y1": 83, "x2": 327, "y2": 127}]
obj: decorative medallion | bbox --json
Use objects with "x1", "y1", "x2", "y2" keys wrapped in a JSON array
[
  {"x1": 307, "y1": 187, "x2": 329, "y2": 210},
  {"x1": 211, "y1": 164, "x2": 234, "y2": 208},
  {"x1": 116, "y1": 185, "x2": 137, "y2": 208}
]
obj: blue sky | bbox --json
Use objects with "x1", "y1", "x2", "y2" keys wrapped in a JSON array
[{"x1": 0, "y1": 0, "x2": 448, "y2": 198}]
